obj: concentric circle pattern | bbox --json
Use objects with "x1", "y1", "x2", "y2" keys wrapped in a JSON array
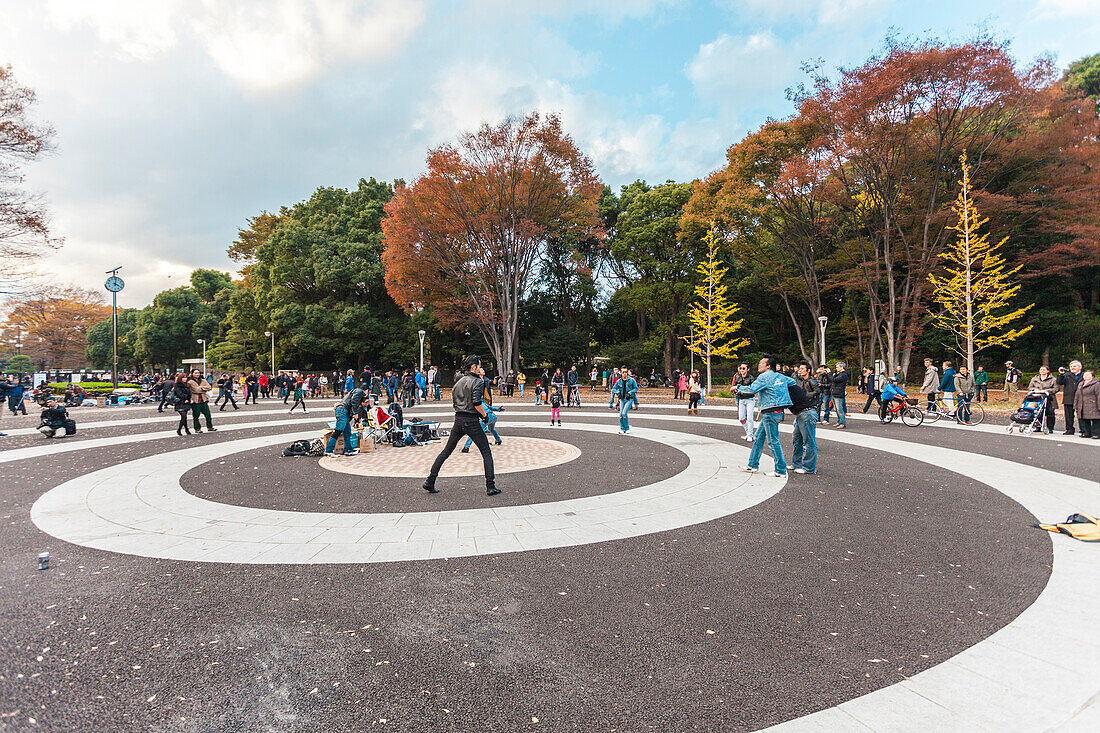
[{"x1": 318, "y1": 435, "x2": 581, "y2": 477}]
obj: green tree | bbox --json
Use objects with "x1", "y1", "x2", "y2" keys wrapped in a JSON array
[
  {"x1": 131, "y1": 287, "x2": 204, "y2": 369},
  {"x1": 606, "y1": 180, "x2": 703, "y2": 376},
  {"x1": 85, "y1": 308, "x2": 140, "y2": 370},
  {"x1": 1064, "y1": 51, "x2": 1100, "y2": 106},
  {"x1": 5, "y1": 354, "x2": 32, "y2": 374}
]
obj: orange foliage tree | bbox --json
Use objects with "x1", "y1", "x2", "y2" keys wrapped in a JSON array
[
  {"x1": 382, "y1": 112, "x2": 603, "y2": 372},
  {"x1": 3, "y1": 287, "x2": 110, "y2": 368}
]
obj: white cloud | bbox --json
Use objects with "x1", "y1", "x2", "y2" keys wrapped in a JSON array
[
  {"x1": 1033, "y1": 0, "x2": 1099, "y2": 18},
  {"x1": 721, "y1": 0, "x2": 888, "y2": 25},
  {"x1": 686, "y1": 30, "x2": 794, "y2": 105},
  {"x1": 45, "y1": 0, "x2": 427, "y2": 91}
]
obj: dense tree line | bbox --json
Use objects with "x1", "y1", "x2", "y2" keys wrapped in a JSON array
[{"x1": 72, "y1": 40, "x2": 1098, "y2": 379}]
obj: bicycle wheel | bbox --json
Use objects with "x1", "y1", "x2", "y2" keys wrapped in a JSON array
[
  {"x1": 963, "y1": 403, "x2": 985, "y2": 426},
  {"x1": 924, "y1": 402, "x2": 942, "y2": 423},
  {"x1": 901, "y1": 406, "x2": 924, "y2": 427}
]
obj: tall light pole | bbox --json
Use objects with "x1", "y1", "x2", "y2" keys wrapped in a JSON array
[
  {"x1": 818, "y1": 315, "x2": 829, "y2": 367},
  {"x1": 265, "y1": 331, "x2": 275, "y2": 376},
  {"x1": 104, "y1": 267, "x2": 124, "y2": 387},
  {"x1": 689, "y1": 324, "x2": 695, "y2": 374},
  {"x1": 417, "y1": 329, "x2": 426, "y2": 372},
  {"x1": 196, "y1": 339, "x2": 206, "y2": 377}
]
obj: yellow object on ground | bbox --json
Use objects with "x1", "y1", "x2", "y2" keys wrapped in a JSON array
[{"x1": 1034, "y1": 514, "x2": 1100, "y2": 542}]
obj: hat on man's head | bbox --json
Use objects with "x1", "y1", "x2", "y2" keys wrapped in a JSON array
[{"x1": 1005, "y1": 361, "x2": 1014, "y2": 366}]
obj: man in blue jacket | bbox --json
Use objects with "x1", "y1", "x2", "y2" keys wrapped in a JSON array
[
  {"x1": 740, "y1": 355, "x2": 795, "y2": 477},
  {"x1": 939, "y1": 360, "x2": 957, "y2": 413}
]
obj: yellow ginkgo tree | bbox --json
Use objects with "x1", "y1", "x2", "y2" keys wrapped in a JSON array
[
  {"x1": 928, "y1": 150, "x2": 1033, "y2": 373},
  {"x1": 683, "y1": 228, "x2": 749, "y2": 392}
]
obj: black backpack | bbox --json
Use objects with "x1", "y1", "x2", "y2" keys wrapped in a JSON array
[
  {"x1": 787, "y1": 382, "x2": 813, "y2": 414},
  {"x1": 282, "y1": 439, "x2": 312, "y2": 457}
]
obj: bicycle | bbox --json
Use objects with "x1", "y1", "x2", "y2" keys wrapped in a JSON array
[
  {"x1": 923, "y1": 396, "x2": 985, "y2": 426},
  {"x1": 882, "y1": 399, "x2": 925, "y2": 427}
]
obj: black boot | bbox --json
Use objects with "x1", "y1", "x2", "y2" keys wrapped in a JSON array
[
  {"x1": 422, "y1": 481, "x2": 439, "y2": 494},
  {"x1": 486, "y1": 485, "x2": 501, "y2": 496},
  {"x1": 460, "y1": 446, "x2": 469, "y2": 453}
]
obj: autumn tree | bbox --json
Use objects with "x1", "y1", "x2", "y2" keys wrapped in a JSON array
[
  {"x1": 383, "y1": 112, "x2": 603, "y2": 373},
  {"x1": 3, "y1": 287, "x2": 110, "y2": 367},
  {"x1": 928, "y1": 152, "x2": 1033, "y2": 372},
  {"x1": 683, "y1": 229, "x2": 748, "y2": 391},
  {"x1": 799, "y1": 35, "x2": 1052, "y2": 375},
  {"x1": 0, "y1": 65, "x2": 60, "y2": 292},
  {"x1": 683, "y1": 117, "x2": 834, "y2": 365}
]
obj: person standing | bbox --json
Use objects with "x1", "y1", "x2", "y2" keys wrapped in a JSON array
[
  {"x1": 921, "y1": 358, "x2": 940, "y2": 411},
  {"x1": 423, "y1": 355, "x2": 500, "y2": 497},
  {"x1": 550, "y1": 368, "x2": 565, "y2": 400},
  {"x1": 733, "y1": 362, "x2": 755, "y2": 442},
  {"x1": 549, "y1": 386, "x2": 563, "y2": 426},
  {"x1": 590, "y1": 367, "x2": 598, "y2": 391},
  {"x1": 939, "y1": 361, "x2": 957, "y2": 413},
  {"x1": 428, "y1": 366, "x2": 439, "y2": 399},
  {"x1": 1027, "y1": 366, "x2": 1057, "y2": 434},
  {"x1": 157, "y1": 373, "x2": 176, "y2": 413},
  {"x1": 431, "y1": 366, "x2": 442, "y2": 400},
  {"x1": 343, "y1": 370, "x2": 355, "y2": 399},
  {"x1": 1004, "y1": 361, "x2": 1022, "y2": 403},
  {"x1": 1075, "y1": 369, "x2": 1099, "y2": 439},
  {"x1": 324, "y1": 377, "x2": 367, "y2": 457},
  {"x1": 687, "y1": 370, "x2": 702, "y2": 414},
  {"x1": 740, "y1": 355, "x2": 795, "y2": 478},
  {"x1": 185, "y1": 369, "x2": 216, "y2": 433},
  {"x1": 566, "y1": 365, "x2": 580, "y2": 407},
  {"x1": 1056, "y1": 361, "x2": 1084, "y2": 435},
  {"x1": 516, "y1": 370, "x2": 526, "y2": 398},
  {"x1": 974, "y1": 366, "x2": 989, "y2": 402},
  {"x1": 244, "y1": 371, "x2": 258, "y2": 405},
  {"x1": 7, "y1": 379, "x2": 27, "y2": 415},
  {"x1": 677, "y1": 372, "x2": 688, "y2": 401},
  {"x1": 259, "y1": 372, "x2": 270, "y2": 399},
  {"x1": 614, "y1": 367, "x2": 638, "y2": 434},
  {"x1": 607, "y1": 367, "x2": 621, "y2": 409},
  {"x1": 827, "y1": 362, "x2": 850, "y2": 429},
  {"x1": 791, "y1": 362, "x2": 820, "y2": 475},
  {"x1": 953, "y1": 365, "x2": 976, "y2": 424},
  {"x1": 415, "y1": 368, "x2": 427, "y2": 404}
]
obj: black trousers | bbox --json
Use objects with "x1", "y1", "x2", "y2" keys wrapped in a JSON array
[
  {"x1": 863, "y1": 391, "x2": 882, "y2": 412},
  {"x1": 245, "y1": 386, "x2": 259, "y2": 404},
  {"x1": 426, "y1": 414, "x2": 495, "y2": 490},
  {"x1": 216, "y1": 388, "x2": 238, "y2": 409},
  {"x1": 1064, "y1": 405, "x2": 1075, "y2": 434}
]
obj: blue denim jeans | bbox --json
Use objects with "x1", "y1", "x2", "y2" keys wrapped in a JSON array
[
  {"x1": 517, "y1": 383, "x2": 524, "y2": 397},
  {"x1": 747, "y1": 410, "x2": 786, "y2": 474},
  {"x1": 832, "y1": 396, "x2": 847, "y2": 426},
  {"x1": 325, "y1": 405, "x2": 353, "y2": 454},
  {"x1": 792, "y1": 409, "x2": 818, "y2": 473},
  {"x1": 464, "y1": 411, "x2": 501, "y2": 448},
  {"x1": 619, "y1": 398, "x2": 633, "y2": 432}
]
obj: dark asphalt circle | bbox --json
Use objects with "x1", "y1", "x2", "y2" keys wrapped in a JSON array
[
  {"x1": 0, "y1": 411, "x2": 1053, "y2": 731},
  {"x1": 181, "y1": 427, "x2": 689, "y2": 512}
]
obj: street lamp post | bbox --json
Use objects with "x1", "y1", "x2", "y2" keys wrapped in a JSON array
[
  {"x1": 418, "y1": 330, "x2": 426, "y2": 373},
  {"x1": 818, "y1": 316, "x2": 829, "y2": 367},
  {"x1": 196, "y1": 339, "x2": 206, "y2": 377},
  {"x1": 689, "y1": 324, "x2": 695, "y2": 374},
  {"x1": 264, "y1": 331, "x2": 275, "y2": 376}
]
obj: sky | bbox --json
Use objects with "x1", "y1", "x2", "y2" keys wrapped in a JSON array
[{"x1": 1, "y1": 0, "x2": 1097, "y2": 307}]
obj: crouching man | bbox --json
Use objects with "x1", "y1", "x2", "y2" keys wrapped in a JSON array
[{"x1": 38, "y1": 399, "x2": 74, "y2": 438}]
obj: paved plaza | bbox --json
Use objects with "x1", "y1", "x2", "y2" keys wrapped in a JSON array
[{"x1": 1, "y1": 398, "x2": 1098, "y2": 731}]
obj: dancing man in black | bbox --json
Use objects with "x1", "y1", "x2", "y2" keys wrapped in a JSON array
[{"x1": 423, "y1": 355, "x2": 500, "y2": 497}]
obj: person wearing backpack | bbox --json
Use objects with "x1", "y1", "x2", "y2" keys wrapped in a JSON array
[{"x1": 790, "y1": 361, "x2": 821, "y2": 474}]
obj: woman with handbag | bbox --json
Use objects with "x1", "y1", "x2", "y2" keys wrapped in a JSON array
[{"x1": 169, "y1": 373, "x2": 193, "y2": 435}]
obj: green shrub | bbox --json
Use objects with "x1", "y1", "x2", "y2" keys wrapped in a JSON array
[
  {"x1": 48, "y1": 381, "x2": 141, "y2": 395},
  {"x1": 709, "y1": 389, "x2": 734, "y2": 399}
]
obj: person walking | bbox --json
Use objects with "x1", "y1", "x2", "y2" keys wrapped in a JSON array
[
  {"x1": 1075, "y1": 369, "x2": 1099, "y2": 439},
  {"x1": 1027, "y1": 366, "x2": 1057, "y2": 434},
  {"x1": 215, "y1": 374, "x2": 239, "y2": 411},
  {"x1": 1004, "y1": 361, "x2": 1022, "y2": 403},
  {"x1": 921, "y1": 358, "x2": 940, "y2": 411},
  {"x1": 185, "y1": 369, "x2": 216, "y2": 433},
  {"x1": 973, "y1": 366, "x2": 989, "y2": 402},
  {"x1": 157, "y1": 373, "x2": 176, "y2": 413},
  {"x1": 827, "y1": 362, "x2": 850, "y2": 429},
  {"x1": 288, "y1": 378, "x2": 308, "y2": 413},
  {"x1": 953, "y1": 365, "x2": 976, "y2": 424},
  {"x1": 939, "y1": 361, "x2": 957, "y2": 413},
  {"x1": 416, "y1": 368, "x2": 427, "y2": 404},
  {"x1": 169, "y1": 373, "x2": 192, "y2": 435},
  {"x1": 608, "y1": 367, "x2": 621, "y2": 409},
  {"x1": 791, "y1": 361, "x2": 820, "y2": 475},
  {"x1": 740, "y1": 355, "x2": 795, "y2": 478},
  {"x1": 733, "y1": 362, "x2": 755, "y2": 442},
  {"x1": 423, "y1": 355, "x2": 499, "y2": 497},
  {"x1": 1056, "y1": 360, "x2": 1084, "y2": 435},
  {"x1": 860, "y1": 367, "x2": 882, "y2": 413},
  {"x1": 244, "y1": 371, "x2": 259, "y2": 405},
  {"x1": 614, "y1": 367, "x2": 638, "y2": 434},
  {"x1": 687, "y1": 370, "x2": 702, "y2": 414}
]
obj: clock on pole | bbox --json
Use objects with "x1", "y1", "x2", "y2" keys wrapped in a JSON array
[{"x1": 105, "y1": 267, "x2": 123, "y2": 387}]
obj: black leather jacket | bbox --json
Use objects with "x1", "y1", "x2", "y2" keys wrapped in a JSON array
[{"x1": 451, "y1": 373, "x2": 485, "y2": 417}]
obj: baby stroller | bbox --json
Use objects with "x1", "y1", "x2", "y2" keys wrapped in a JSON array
[{"x1": 1007, "y1": 392, "x2": 1049, "y2": 435}]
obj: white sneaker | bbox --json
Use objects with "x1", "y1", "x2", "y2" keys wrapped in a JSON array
[
  {"x1": 743, "y1": 435, "x2": 753, "y2": 441},
  {"x1": 793, "y1": 468, "x2": 807, "y2": 474},
  {"x1": 740, "y1": 466, "x2": 757, "y2": 473},
  {"x1": 323, "y1": 452, "x2": 336, "y2": 457},
  {"x1": 767, "y1": 472, "x2": 787, "y2": 478}
]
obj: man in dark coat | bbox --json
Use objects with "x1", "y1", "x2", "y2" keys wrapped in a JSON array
[{"x1": 423, "y1": 355, "x2": 499, "y2": 497}]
